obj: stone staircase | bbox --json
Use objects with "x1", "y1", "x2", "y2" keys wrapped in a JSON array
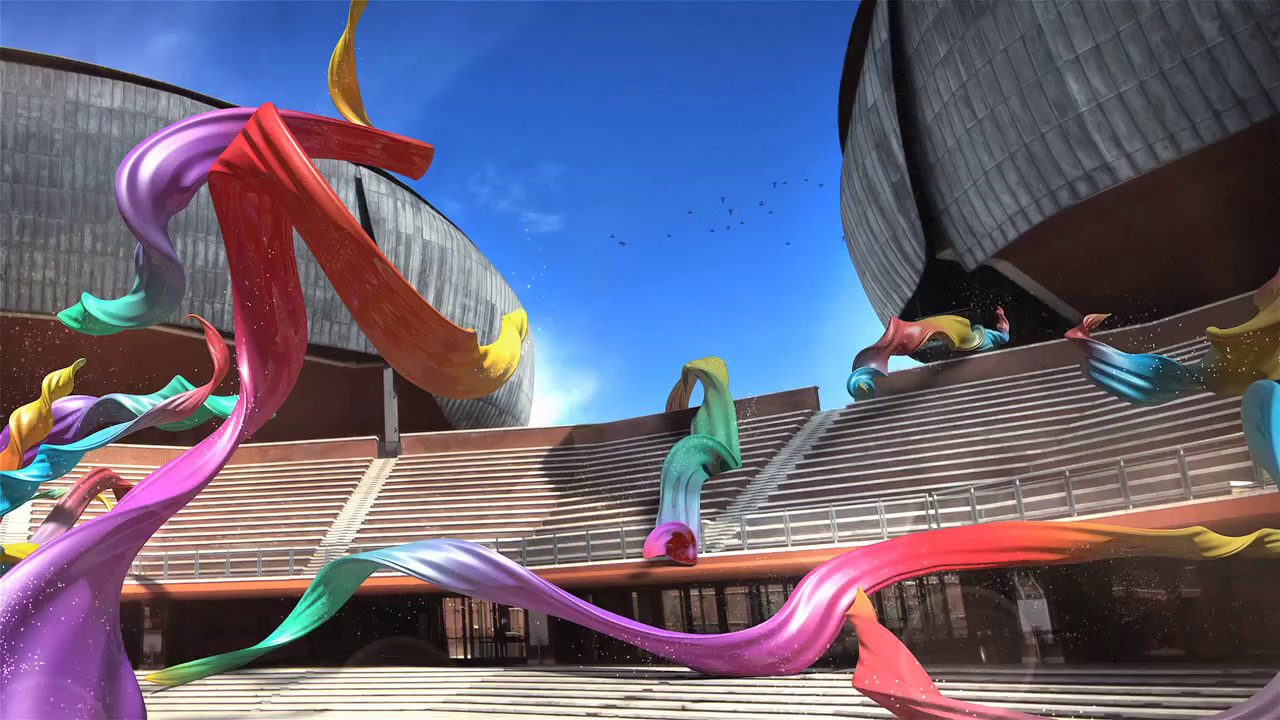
[
  {"x1": 307, "y1": 457, "x2": 398, "y2": 570},
  {"x1": 140, "y1": 664, "x2": 1277, "y2": 719},
  {"x1": 0, "y1": 499, "x2": 34, "y2": 544},
  {"x1": 702, "y1": 409, "x2": 836, "y2": 551}
]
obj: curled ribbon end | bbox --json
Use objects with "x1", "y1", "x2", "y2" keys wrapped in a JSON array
[{"x1": 57, "y1": 301, "x2": 120, "y2": 337}]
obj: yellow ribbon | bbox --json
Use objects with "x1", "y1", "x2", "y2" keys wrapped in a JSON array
[
  {"x1": 1, "y1": 359, "x2": 87, "y2": 471},
  {"x1": 329, "y1": 0, "x2": 373, "y2": 127}
]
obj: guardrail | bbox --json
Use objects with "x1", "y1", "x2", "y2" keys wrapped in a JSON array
[{"x1": 127, "y1": 439, "x2": 1273, "y2": 582}]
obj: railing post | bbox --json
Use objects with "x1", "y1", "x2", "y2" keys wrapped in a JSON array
[
  {"x1": 495, "y1": 537, "x2": 502, "y2": 558},
  {"x1": 1255, "y1": 462, "x2": 1269, "y2": 489},
  {"x1": 739, "y1": 515, "x2": 748, "y2": 550},
  {"x1": 521, "y1": 537, "x2": 529, "y2": 565},
  {"x1": 617, "y1": 528, "x2": 626, "y2": 560},
  {"x1": 828, "y1": 506, "x2": 839, "y2": 543},
  {"x1": 877, "y1": 500, "x2": 888, "y2": 540},
  {"x1": 585, "y1": 530, "x2": 593, "y2": 563},
  {"x1": 782, "y1": 511, "x2": 792, "y2": 546},
  {"x1": 163, "y1": 553, "x2": 169, "y2": 581},
  {"x1": 929, "y1": 493, "x2": 941, "y2": 528},
  {"x1": 288, "y1": 548, "x2": 295, "y2": 575},
  {"x1": 1176, "y1": 448, "x2": 1193, "y2": 499},
  {"x1": 194, "y1": 551, "x2": 201, "y2": 579},
  {"x1": 256, "y1": 549, "x2": 263, "y2": 575},
  {"x1": 1063, "y1": 470, "x2": 1076, "y2": 516},
  {"x1": 1013, "y1": 479, "x2": 1025, "y2": 520},
  {"x1": 552, "y1": 535, "x2": 560, "y2": 565},
  {"x1": 968, "y1": 487, "x2": 979, "y2": 524},
  {"x1": 1118, "y1": 459, "x2": 1132, "y2": 508},
  {"x1": 224, "y1": 551, "x2": 231, "y2": 577}
]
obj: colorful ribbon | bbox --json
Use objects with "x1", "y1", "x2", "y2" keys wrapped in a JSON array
[
  {"x1": 0, "y1": 317, "x2": 229, "y2": 519},
  {"x1": 644, "y1": 357, "x2": 742, "y2": 565},
  {"x1": 29, "y1": 468, "x2": 134, "y2": 545},
  {"x1": 329, "y1": 0, "x2": 372, "y2": 127},
  {"x1": 1, "y1": 359, "x2": 86, "y2": 471},
  {"x1": 0, "y1": 100, "x2": 525, "y2": 718},
  {"x1": 0, "y1": 380, "x2": 236, "y2": 471},
  {"x1": 1243, "y1": 380, "x2": 1279, "y2": 490},
  {"x1": 1066, "y1": 269, "x2": 1280, "y2": 405},
  {"x1": 849, "y1": 309, "x2": 1009, "y2": 400},
  {"x1": 148, "y1": 521, "x2": 1279, "y2": 714},
  {"x1": 0, "y1": 469, "x2": 133, "y2": 577},
  {"x1": 55, "y1": 105, "x2": 527, "y2": 399},
  {"x1": 845, "y1": 579, "x2": 1280, "y2": 720}
]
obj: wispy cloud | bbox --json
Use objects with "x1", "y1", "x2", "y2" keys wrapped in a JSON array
[
  {"x1": 520, "y1": 211, "x2": 567, "y2": 233},
  {"x1": 528, "y1": 330, "x2": 600, "y2": 426},
  {"x1": 468, "y1": 162, "x2": 567, "y2": 234},
  {"x1": 359, "y1": 3, "x2": 539, "y2": 128},
  {"x1": 433, "y1": 196, "x2": 467, "y2": 222}
]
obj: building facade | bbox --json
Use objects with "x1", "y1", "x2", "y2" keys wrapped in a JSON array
[
  {"x1": 0, "y1": 47, "x2": 533, "y2": 432},
  {"x1": 839, "y1": 0, "x2": 1280, "y2": 342}
]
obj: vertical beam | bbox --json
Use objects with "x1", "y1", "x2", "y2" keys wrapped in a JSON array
[
  {"x1": 1117, "y1": 460, "x2": 1132, "y2": 508},
  {"x1": 381, "y1": 364, "x2": 400, "y2": 457},
  {"x1": 1176, "y1": 448, "x2": 1193, "y2": 499}
]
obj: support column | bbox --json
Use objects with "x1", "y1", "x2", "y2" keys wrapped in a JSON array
[
  {"x1": 984, "y1": 257, "x2": 1084, "y2": 324},
  {"x1": 381, "y1": 363, "x2": 400, "y2": 457}
]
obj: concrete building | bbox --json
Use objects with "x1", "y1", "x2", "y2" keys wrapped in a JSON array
[
  {"x1": 838, "y1": 0, "x2": 1280, "y2": 346},
  {"x1": 0, "y1": 48, "x2": 534, "y2": 440}
]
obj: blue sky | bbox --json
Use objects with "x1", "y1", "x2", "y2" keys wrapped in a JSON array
[{"x1": 3, "y1": 0, "x2": 916, "y2": 426}]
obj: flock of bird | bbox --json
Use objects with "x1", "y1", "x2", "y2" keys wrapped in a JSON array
[{"x1": 613, "y1": 177, "x2": 826, "y2": 248}]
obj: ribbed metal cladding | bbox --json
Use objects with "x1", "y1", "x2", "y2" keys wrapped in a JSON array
[
  {"x1": 840, "y1": 0, "x2": 928, "y2": 325},
  {"x1": 0, "y1": 57, "x2": 533, "y2": 429},
  {"x1": 841, "y1": 0, "x2": 1280, "y2": 319}
]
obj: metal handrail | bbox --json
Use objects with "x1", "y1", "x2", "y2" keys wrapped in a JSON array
[{"x1": 126, "y1": 440, "x2": 1271, "y2": 582}]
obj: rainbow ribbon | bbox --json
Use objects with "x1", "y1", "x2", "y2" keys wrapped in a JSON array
[
  {"x1": 1, "y1": 469, "x2": 134, "y2": 577},
  {"x1": 1065, "y1": 271, "x2": 1280, "y2": 405},
  {"x1": 0, "y1": 318, "x2": 230, "y2": 519},
  {"x1": 1, "y1": 359, "x2": 86, "y2": 471},
  {"x1": 0, "y1": 98, "x2": 522, "y2": 718},
  {"x1": 148, "y1": 521, "x2": 1279, "y2": 719},
  {"x1": 643, "y1": 357, "x2": 742, "y2": 565},
  {"x1": 0, "y1": 380, "x2": 235, "y2": 471},
  {"x1": 849, "y1": 308, "x2": 1009, "y2": 400}
]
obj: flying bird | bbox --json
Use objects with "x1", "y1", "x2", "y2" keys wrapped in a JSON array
[
  {"x1": 721, "y1": 196, "x2": 726, "y2": 204},
  {"x1": 768, "y1": 209, "x2": 774, "y2": 214},
  {"x1": 688, "y1": 210, "x2": 693, "y2": 214},
  {"x1": 759, "y1": 200, "x2": 764, "y2": 206},
  {"x1": 710, "y1": 228, "x2": 715, "y2": 233},
  {"x1": 804, "y1": 178, "x2": 809, "y2": 182},
  {"x1": 786, "y1": 241, "x2": 791, "y2": 246},
  {"x1": 739, "y1": 220, "x2": 744, "y2": 225},
  {"x1": 782, "y1": 180, "x2": 788, "y2": 185},
  {"x1": 725, "y1": 225, "x2": 730, "y2": 230},
  {"x1": 772, "y1": 181, "x2": 777, "y2": 188},
  {"x1": 618, "y1": 241, "x2": 626, "y2": 246},
  {"x1": 667, "y1": 233, "x2": 672, "y2": 238},
  {"x1": 728, "y1": 208, "x2": 734, "y2": 215},
  {"x1": 610, "y1": 234, "x2": 615, "y2": 238},
  {"x1": 818, "y1": 183, "x2": 824, "y2": 188}
]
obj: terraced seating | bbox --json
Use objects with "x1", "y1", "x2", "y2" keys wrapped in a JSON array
[
  {"x1": 350, "y1": 445, "x2": 582, "y2": 547},
  {"x1": 533, "y1": 410, "x2": 813, "y2": 533},
  {"x1": 132, "y1": 456, "x2": 370, "y2": 578},
  {"x1": 15, "y1": 461, "x2": 159, "y2": 537},
  {"x1": 140, "y1": 664, "x2": 1277, "y2": 719},
  {"x1": 755, "y1": 337, "x2": 1259, "y2": 513},
  {"x1": 520, "y1": 410, "x2": 813, "y2": 564},
  {"x1": 350, "y1": 410, "x2": 813, "y2": 561}
]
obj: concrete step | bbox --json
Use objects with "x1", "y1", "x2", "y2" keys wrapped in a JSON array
[{"x1": 139, "y1": 665, "x2": 1274, "y2": 719}]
